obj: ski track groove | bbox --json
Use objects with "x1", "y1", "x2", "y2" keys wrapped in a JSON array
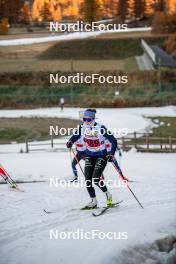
[{"x1": 0, "y1": 197, "x2": 175, "y2": 246}]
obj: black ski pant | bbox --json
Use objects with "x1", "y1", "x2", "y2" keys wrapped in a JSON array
[{"x1": 84, "y1": 155, "x2": 108, "y2": 198}]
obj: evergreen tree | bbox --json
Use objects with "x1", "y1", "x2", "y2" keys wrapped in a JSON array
[
  {"x1": 117, "y1": 0, "x2": 130, "y2": 22},
  {"x1": 154, "y1": 0, "x2": 166, "y2": 12},
  {"x1": 133, "y1": 0, "x2": 147, "y2": 19},
  {"x1": 82, "y1": 0, "x2": 101, "y2": 22}
]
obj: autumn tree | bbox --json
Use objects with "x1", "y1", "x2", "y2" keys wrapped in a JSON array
[
  {"x1": 133, "y1": 0, "x2": 147, "y2": 19},
  {"x1": 164, "y1": 35, "x2": 176, "y2": 54},
  {"x1": 152, "y1": 11, "x2": 168, "y2": 33},
  {"x1": 40, "y1": 2, "x2": 52, "y2": 21},
  {"x1": 101, "y1": 0, "x2": 118, "y2": 18},
  {"x1": 19, "y1": 1, "x2": 31, "y2": 24},
  {"x1": 143, "y1": 0, "x2": 155, "y2": 17},
  {"x1": 0, "y1": 0, "x2": 23, "y2": 23},
  {"x1": 117, "y1": 0, "x2": 130, "y2": 23},
  {"x1": 167, "y1": 10, "x2": 176, "y2": 33},
  {"x1": 82, "y1": 0, "x2": 101, "y2": 22},
  {"x1": 153, "y1": 0, "x2": 166, "y2": 12},
  {"x1": 152, "y1": 10, "x2": 176, "y2": 34},
  {"x1": 0, "y1": 18, "x2": 9, "y2": 34},
  {"x1": 53, "y1": 0, "x2": 69, "y2": 20}
]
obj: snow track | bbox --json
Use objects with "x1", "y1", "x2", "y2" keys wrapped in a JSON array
[
  {"x1": 0, "y1": 28, "x2": 151, "y2": 47},
  {"x1": 0, "y1": 151, "x2": 175, "y2": 264}
]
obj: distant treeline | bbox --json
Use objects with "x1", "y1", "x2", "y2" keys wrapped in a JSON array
[{"x1": 0, "y1": 0, "x2": 175, "y2": 24}]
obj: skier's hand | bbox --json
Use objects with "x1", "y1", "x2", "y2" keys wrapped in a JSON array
[
  {"x1": 66, "y1": 141, "x2": 73, "y2": 149},
  {"x1": 106, "y1": 154, "x2": 114, "y2": 162}
]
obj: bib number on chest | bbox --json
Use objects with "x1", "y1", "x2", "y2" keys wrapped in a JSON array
[{"x1": 85, "y1": 138, "x2": 100, "y2": 148}]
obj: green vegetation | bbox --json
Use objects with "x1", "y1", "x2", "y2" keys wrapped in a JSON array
[
  {"x1": 0, "y1": 82, "x2": 176, "y2": 108},
  {"x1": 0, "y1": 35, "x2": 175, "y2": 109},
  {"x1": 0, "y1": 118, "x2": 79, "y2": 144},
  {"x1": 40, "y1": 37, "x2": 165, "y2": 60},
  {"x1": 150, "y1": 117, "x2": 176, "y2": 137},
  {"x1": 119, "y1": 117, "x2": 176, "y2": 153}
]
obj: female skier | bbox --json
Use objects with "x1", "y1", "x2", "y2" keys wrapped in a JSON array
[{"x1": 66, "y1": 109, "x2": 118, "y2": 209}]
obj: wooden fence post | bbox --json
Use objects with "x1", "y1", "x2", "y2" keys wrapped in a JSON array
[
  {"x1": 146, "y1": 134, "x2": 149, "y2": 150},
  {"x1": 25, "y1": 139, "x2": 29, "y2": 153},
  {"x1": 122, "y1": 137, "x2": 125, "y2": 150},
  {"x1": 134, "y1": 132, "x2": 137, "y2": 148},
  {"x1": 160, "y1": 137, "x2": 163, "y2": 150},
  {"x1": 51, "y1": 135, "x2": 54, "y2": 149},
  {"x1": 169, "y1": 136, "x2": 172, "y2": 152}
]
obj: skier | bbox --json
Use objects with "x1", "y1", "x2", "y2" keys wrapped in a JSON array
[
  {"x1": 70, "y1": 111, "x2": 105, "y2": 182},
  {"x1": 59, "y1": 97, "x2": 65, "y2": 111},
  {"x1": 66, "y1": 109, "x2": 118, "y2": 209}
]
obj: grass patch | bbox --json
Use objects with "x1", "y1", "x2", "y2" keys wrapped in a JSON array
[
  {"x1": 0, "y1": 59, "x2": 130, "y2": 72},
  {"x1": 0, "y1": 82, "x2": 176, "y2": 108},
  {"x1": 0, "y1": 117, "x2": 79, "y2": 144},
  {"x1": 40, "y1": 37, "x2": 165, "y2": 60},
  {"x1": 150, "y1": 117, "x2": 176, "y2": 137}
]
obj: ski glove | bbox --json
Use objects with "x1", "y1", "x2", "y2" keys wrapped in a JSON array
[
  {"x1": 66, "y1": 141, "x2": 73, "y2": 149},
  {"x1": 106, "y1": 154, "x2": 114, "y2": 162}
]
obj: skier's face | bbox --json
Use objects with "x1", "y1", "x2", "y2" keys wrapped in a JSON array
[{"x1": 83, "y1": 116, "x2": 94, "y2": 125}]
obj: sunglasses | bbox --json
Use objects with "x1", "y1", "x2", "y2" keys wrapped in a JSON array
[{"x1": 83, "y1": 117, "x2": 94, "y2": 122}]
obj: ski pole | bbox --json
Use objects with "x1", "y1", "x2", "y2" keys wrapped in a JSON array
[
  {"x1": 113, "y1": 158, "x2": 138, "y2": 183},
  {"x1": 71, "y1": 148, "x2": 85, "y2": 177},
  {"x1": 119, "y1": 149, "x2": 122, "y2": 167},
  {"x1": 1, "y1": 176, "x2": 16, "y2": 188},
  {"x1": 69, "y1": 149, "x2": 73, "y2": 164},
  {"x1": 112, "y1": 161, "x2": 143, "y2": 209},
  {"x1": 0, "y1": 169, "x2": 17, "y2": 188},
  {"x1": 113, "y1": 157, "x2": 130, "y2": 182}
]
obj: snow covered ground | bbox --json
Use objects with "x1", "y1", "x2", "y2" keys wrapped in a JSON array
[
  {"x1": 0, "y1": 106, "x2": 175, "y2": 133},
  {"x1": 0, "y1": 27, "x2": 151, "y2": 46},
  {"x1": 0, "y1": 106, "x2": 176, "y2": 263},
  {"x1": 0, "y1": 151, "x2": 176, "y2": 264},
  {"x1": 1, "y1": 106, "x2": 176, "y2": 153}
]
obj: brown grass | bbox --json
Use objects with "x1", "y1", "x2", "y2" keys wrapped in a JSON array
[
  {"x1": 0, "y1": 117, "x2": 79, "y2": 143},
  {"x1": 0, "y1": 58, "x2": 138, "y2": 72}
]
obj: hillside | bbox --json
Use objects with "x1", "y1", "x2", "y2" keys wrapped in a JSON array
[{"x1": 40, "y1": 37, "x2": 165, "y2": 60}]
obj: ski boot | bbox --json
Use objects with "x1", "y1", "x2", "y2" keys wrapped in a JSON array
[
  {"x1": 69, "y1": 173, "x2": 78, "y2": 182},
  {"x1": 106, "y1": 191, "x2": 113, "y2": 207},
  {"x1": 81, "y1": 198, "x2": 97, "y2": 210},
  {"x1": 11, "y1": 183, "x2": 17, "y2": 188}
]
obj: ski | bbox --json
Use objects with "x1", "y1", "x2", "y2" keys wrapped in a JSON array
[
  {"x1": 92, "y1": 200, "x2": 123, "y2": 217},
  {"x1": 68, "y1": 178, "x2": 78, "y2": 183},
  {"x1": 80, "y1": 205, "x2": 98, "y2": 210},
  {"x1": 43, "y1": 209, "x2": 54, "y2": 214},
  {"x1": 43, "y1": 201, "x2": 123, "y2": 215}
]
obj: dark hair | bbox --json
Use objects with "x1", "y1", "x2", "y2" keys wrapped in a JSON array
[{"x1": 86, "y1": 108, "x2": 96, "y2": 113}]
